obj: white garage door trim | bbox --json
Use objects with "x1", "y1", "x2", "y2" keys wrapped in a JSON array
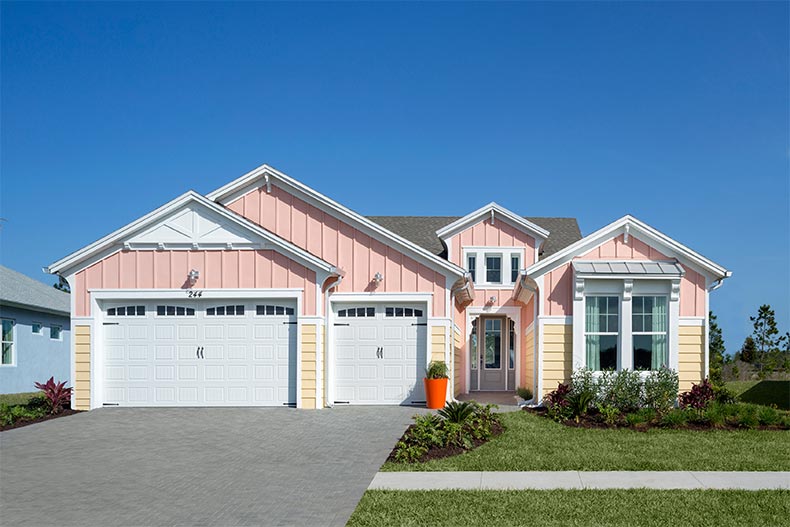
[
  {"x1": 89, "y1": 289, "x2": 304, "y2": 409},
  {"x1": 327, "y1": 294, "x2": 432, "y2": 406}
]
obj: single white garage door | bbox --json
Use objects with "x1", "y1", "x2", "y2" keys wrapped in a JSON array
[
  {"x1": 333, "y1": 304, "x2": 428, "y2": 405},
  {"x1": 101, "y1": 300, "x2": 297, "y2": 406}
]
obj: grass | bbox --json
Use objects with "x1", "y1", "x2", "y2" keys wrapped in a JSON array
[
  {"x1": 382, "y1": 411, "x2": 790, "y2": 472},
  {"x1": 347, "y1": 489, "x2": 790, "y2": 527},
  {"x1": 0, "y1": 392, "x2": 39, "y2": 406},
  {"x1": 727, "y1": 381, "x2": 790, "y2": 410}
]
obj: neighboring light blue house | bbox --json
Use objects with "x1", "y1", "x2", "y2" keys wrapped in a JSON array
[{"x1": 0, "y1": 265, "x2": 71, "y2": 394}]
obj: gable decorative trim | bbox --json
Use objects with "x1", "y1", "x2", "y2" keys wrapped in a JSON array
[{"x1": 435, "y1": 202, "x2": 550, "y2": 242}]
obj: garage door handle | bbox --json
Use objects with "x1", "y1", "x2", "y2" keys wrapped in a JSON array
[
  {"x1": 196, "y1": 346, "x2": 200, "y2": 359},
  {"x1": 200, "y1": 347, "x2": 204, "y2": 359}
]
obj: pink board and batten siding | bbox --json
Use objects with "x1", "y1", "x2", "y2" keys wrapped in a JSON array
[
  {"x1": 73, "y1": 250, "x2": 318, "y2": 317},
  {"x1": 446, "y1": 219, "x2": 537, "y2": 268},
  {"x1": 226, "y1": 184, "x2": 447, "y2": 317},
  {"x1": 543, "y1": 234, "x2": 707, "y2": 317}
]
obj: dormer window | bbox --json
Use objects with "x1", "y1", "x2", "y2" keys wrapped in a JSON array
[{"x1": 463, "y1": 248, "x2": 525, "y2": 287}]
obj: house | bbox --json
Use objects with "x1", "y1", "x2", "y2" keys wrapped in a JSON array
[
  {"x1": 46, "y1": 164, "x2": 730, "y2": 410},
  {"x1": 0, "y1": 265, "x2": 71, "y2": 394}
]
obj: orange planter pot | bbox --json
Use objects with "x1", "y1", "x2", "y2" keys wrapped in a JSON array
[{"x1": 424, "y1": 378, "x2": 448, "y2": 409}]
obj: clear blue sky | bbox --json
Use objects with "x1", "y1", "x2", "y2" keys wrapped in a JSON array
[{"x1": 1, "y1": 2, "x2": 788, "y2": 353}]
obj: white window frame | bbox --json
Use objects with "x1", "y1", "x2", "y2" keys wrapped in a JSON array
[
  {"x1": 50, "y1": 324, "x2": 63, "y2": 341},
  {"x1": 1, "y1": 318, "x2": 15, "y2": 367},
  {"x1": 32, "y1": 321, "x2": 43, "y2": 336},
  {"x1": 632, "y1": 295, "x2": 670, "y2": 371},
  {"x1": 467, "y1": 254, "x2": 477, "y2": 282},
  {"x1": 510, "y1": 254, "x2": 521, "y2": 283},
  {"x1": 573, "y1": 278, "x2": 678, "y2": 373},
  {"x1": 583, "y1": 295, "x2": 621, "y2": 371},
  {"x1": 462, "y1": 247, "x2": 525, "y2": 288},
  {"x1": 485, "y1": 253, "x2": 503, "y2": 285}
]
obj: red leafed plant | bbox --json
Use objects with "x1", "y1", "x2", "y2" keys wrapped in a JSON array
[
  {"x1": 678, "y1": 379, "x2": 715, "y2": 410},
  {"x1": 34, "y1": 377, "x2": 72, "y2": 414}
]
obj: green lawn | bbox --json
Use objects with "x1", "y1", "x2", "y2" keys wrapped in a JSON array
[
  {"x1": 382, "y1": 411, "x2": 790, "y2": 472},
  {"x1": 0, "y1": 392, "x2": 39, "y2": 406},
  {"x1": 727, "y1": 381, "x2": 790, "y2": 410},
  {"x1": 348, "y1": 489, "x2": 790, "y2": 527}
]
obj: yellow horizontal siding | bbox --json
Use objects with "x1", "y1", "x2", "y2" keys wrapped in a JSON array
[
  {"x1": 430, "y1": 326, "x2": 446, "y2": 363},
  {"x1": 524, "y1": 328, "x2": 535, "y2": 395},
  {"x1": 678, "y1": 325, "x2": 704, "y2": 392},
  {"x1": 74, "y1": 325, "x2": 91, "y2": 410},
  {"x1": 301, "y1": 324, "x2": 318, "y2": 409},
  {"x1": 542, "y1": 324, "x2": 572, "y2": 397},
  {"x1": 453, "y1": 327, "x2": 462, "y2": 396}
]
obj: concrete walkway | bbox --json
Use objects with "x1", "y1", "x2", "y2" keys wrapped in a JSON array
[{"x1": 370, "y1": 471, "x2": 790, "y2": 490}]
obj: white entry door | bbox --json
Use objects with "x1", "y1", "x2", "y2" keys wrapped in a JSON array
[
  {"x1": 101, "y1": 300, "x2": 297, "y2": 407},
  {"x1": 333, "y1": 304, "x2": 428, "y2": 405}
]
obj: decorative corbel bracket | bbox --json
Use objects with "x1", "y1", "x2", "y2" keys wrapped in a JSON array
[
  {"x1": 623, "y1": 279, "x2": 633, "y2": 301},
  {"x1": 670, "y1": 279, "x2": 681, "y2": 302},
  {"x1": 624, "y1": 224, "x2": 631, "y2": 244},
  {"x1": 574, "y1": 277, "x2": 585, "y2": 301}
]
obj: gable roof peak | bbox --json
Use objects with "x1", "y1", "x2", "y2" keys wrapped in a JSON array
[{"x1": 435, "y1": 201, "x2": 550, "y2": 240}]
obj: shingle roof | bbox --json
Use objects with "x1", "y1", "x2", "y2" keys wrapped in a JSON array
[
  {"x1": 0, "y1": 265, "x2": 70, "y2": 316},
  {"x1": 366, "y1": 216, "x2": 582, "y2": 259}
]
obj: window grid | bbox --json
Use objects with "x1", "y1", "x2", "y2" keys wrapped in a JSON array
[
  {"x1": 337, "y1": 307, "x2": 375, "y2": 318},
  {"x1": 207, "y1": 305, "x2": 245, "y2": 316},
  {"x1": 485, "y1": 255, "x2": 502, "y2": 284},
  {"x1": 467, "y1": 255, "x2": 476, "y2": 282},
  {"x1": 1, "y1": 319, "x2": 13, "y2": 365},
  {"x1": 585, "y1": 296, "x2": 620, "y2": 371},
  {"x1": 107, "y1": 306, "x2": 146, "y2": 317},
  {"x1": 385, "y1": 307, "x2": 424, "y2": 317},
  {"x1": 256, "y1": 305, "x2": 295, "y2": 316},
  {"x1": 156, "y1": 305, "x2": 196, "y2": 317},
  {"x1": 510, "y1": 255, "x2": 520, "y2": 283}
]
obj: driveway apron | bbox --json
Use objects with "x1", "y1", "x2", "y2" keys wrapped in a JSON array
[{"x1": 0, "y1": 406, "x2": 416, "y2": 527}]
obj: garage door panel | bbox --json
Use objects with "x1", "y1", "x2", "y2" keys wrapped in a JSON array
[
  {"x1": 334, "y1": 304, "x2": 427, "y2": 405},
  {"x1": 102, "y1": 300, "x2": 296, "y2": 407}
]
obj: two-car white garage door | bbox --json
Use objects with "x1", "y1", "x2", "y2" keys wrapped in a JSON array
[{"x1": 101, "y1": 300, "x2": 297, "y2": 407}]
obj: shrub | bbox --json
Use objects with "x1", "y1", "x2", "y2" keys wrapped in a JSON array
[
  {"x1": 516, "y1": 386, "x2": 533, "y2": 401},
  {"x1": 702, "y1": 402, "x2": 728, "y2": 427},
  {"x1": 544, "y1": 383, "x2": 572, "y2": 421},
  {"x1": 0, "y1": 402, "x2": 47, "y2": 427},
  {"x1": 597, "y1": 404, "x2": 620, "y2": 425},
  {"x1": 713, "y1": 384, "x2": 737, "y2": 405},
  {"x1": 570, "y1": 368, "x2": 598, "y2": 399},
  {"x1": 599, "y1": 370, "x2": 643, "y2": 412},
  {"x1": 390, "y1": 402, "x2": 503, "y2": 463},
  {"x1": 735, "y1": 406, "x2": 760, "y2": 429},
  {"x1": 626, "y1": 408, "x2": 656, "y2": 426},
  {"x1": 438, "y1": 401, "x2": 475, "y2": 424},
  {"x1": 757, "y1": 406, "x2": 780, "y2": 426},
  {"x1": 33, "y1": 377, "x2": 72, "y2": 414},
  {"x1": 660, "y1": 408, "x2": 691, "y2": 428},
  {"x1": 566, "y1": 391, "x2": 595, "y2": 422},
  {"x1": 425, "y1": 361, "x2": 449, "y2": 379},
  {"x1": 679, "y1": 379, "x2": 715, "y2": 410},
  {"x1": 643, "y1": 367, "x2": 678, "y2": 413}
]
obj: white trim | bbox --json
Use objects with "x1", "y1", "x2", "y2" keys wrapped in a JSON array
[
  {"x1": 47, "y1": 190, "x2": 336, "y2": 277},
  {"x1": 679, "y1": 317, "x2": 706, "y2": 327},
  {"x1": 463, "y1": 247, "x2": 525, "y2": 288},
  {"x1": 436, "y1": 202, "x2": 550, "y2": 241},
  {"x1": 89, "y1": 288, "x2": 304, "y2": 300},
  {"x1": 31, "y1": 321, "x2": 43, "y2": 336},
  {"x1": 0, "y1": 317, "x2": 17, "y2": 367},
  {"x1": 525, "y1": 215, "x2": 730, "y2": 282},
  {"x1": 704, "y1": 288, "x2": 710, "y2": 379},
  {"x1": 206, "y1": 164, "x2": 465, "y2": 278},
  {"x1": 539, "y1": 315, "x2": 573, "y2": 325},
  {"x1": 49, "y1": 324, "x2": 64, "y2": 341},
  {"x1": 464, "y1": 305, "x2": 521, "y2": 393}
]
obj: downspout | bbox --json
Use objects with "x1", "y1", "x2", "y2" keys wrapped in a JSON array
[{"x1": 707, "y1": 271, "x2": 732, "y2": 292}]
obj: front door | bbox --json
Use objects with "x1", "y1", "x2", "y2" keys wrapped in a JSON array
[{"x1": 479, "y1": 317, "x2": 506, "y2": 390}]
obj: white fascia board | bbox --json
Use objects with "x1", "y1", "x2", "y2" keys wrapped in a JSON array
[
  {"x1": 525, "y1": 215, "x2": 730, "y2": 282},
  {"x1": 435, "y1": 202, "x2": 550, "y2": 241},
  {"x1": 207, "y1": 164, "x2": 466, "y2": 278},
  {"x1": 47, "y1": 190, "x2": 336, "y2": 277}
]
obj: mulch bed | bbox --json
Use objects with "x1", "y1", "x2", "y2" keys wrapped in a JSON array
[
  {"x1": 0, "y1": 409, "x2": 83, "y2": 432},
  {"x1": 524, "y1": 407, "x2": 789, "y2": 432},
  {"x1": 386, "y1": 421, "x2": 505, "y2": 464}
]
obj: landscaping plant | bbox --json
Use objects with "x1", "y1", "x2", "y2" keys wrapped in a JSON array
[
  {"x1": 438, "y1": 401, "x2": 476, "y2": 423},
  {"x1": 544, "y1": 383, "x2": 572, "y2": 421},
  {"x1": 516, "y1": 386, "x2": 533, "y2": 401},
  {"x1": 33, "y1": 377, "x2": 73, "y2": 414},
  {"x1": 678, "y1": 379, "x2": 716, "y2": 410},
  {"x1": 643, "y1": 367, "x2": 679, "y2": 414}
]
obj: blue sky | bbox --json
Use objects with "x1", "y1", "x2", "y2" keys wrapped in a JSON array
[{"x1": 1, "y1": 2, "x2": 787, "y2": 353}]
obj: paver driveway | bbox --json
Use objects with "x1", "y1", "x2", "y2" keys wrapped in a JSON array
[{"x1": 0, "y1": 406, "x2": 418, "y2": 526}]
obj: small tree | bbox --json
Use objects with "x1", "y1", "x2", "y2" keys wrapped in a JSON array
[
  {"x1": 740, "y1": 337, "x2": 757, "y2": 364},
  {"x1": 750, "y1": 304, "x2": 786, "y2": 374},
  {"x1": 708, "y1": 311, "x2": 725, "y2": 385}
]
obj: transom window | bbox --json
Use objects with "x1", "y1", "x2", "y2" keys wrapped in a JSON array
[
  {"x1": 485, "y1": 255, "x2": 502, "y2": 284},
  {"x1": 207, "y1": 305, "x2": 245, "y2": 316},
  {"x1": 633, "y1": 296, "x2": 668, "y2": 370},
  {"x1": 585, "y1": 296, "x2": 619, "y2": 371},
  {"x1": 107, "y1": 306, "x2": 145, "y2": 317},
  {"x1": 1, "y1": 319, "x2": 14, "y2": 365},
  {"x1": 156, "y1": 305, "x2": 196, "y2": 317},
  {"x1": 50, "y1": 325, "x2": 62, "y2": 341},
  {"x1": 385, "y1": 307, "x2": 424, "y2": 317},
  {"x1": 337, "y1": 307, "x2": 375, "y2": 318},
  {"x1": 257, "y1": 304, "x2": 295, "y2": 316},
  {"x1": 32, "y1": 322, "x2": 42, "y2": 335}
]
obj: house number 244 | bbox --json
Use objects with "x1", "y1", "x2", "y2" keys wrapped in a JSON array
[{"x1": 187, "y1": 290, "x2": 203, "y2": 298}]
